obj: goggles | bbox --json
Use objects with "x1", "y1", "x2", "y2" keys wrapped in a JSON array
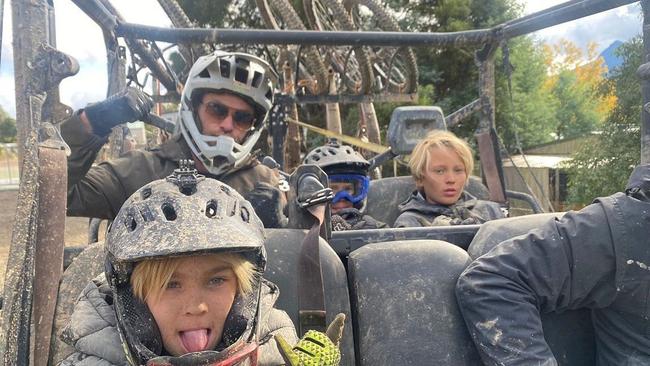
[
  {"x1": 147, "y1": 341, "x2": 258, "y2": 366},
  {"x1": 329, "y1": 174, "x2": 369, "y2": 205}
]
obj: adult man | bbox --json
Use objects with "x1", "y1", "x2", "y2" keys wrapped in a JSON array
[
  {"x1": 456, "y1": 164, "x2": 650, "y2": 365},
  {"x1": 302, "y1": 140, "x2": 386, "y2": 230},
  {"x1": 63, "y1": 51, "x2": 285, "y2": 227}
]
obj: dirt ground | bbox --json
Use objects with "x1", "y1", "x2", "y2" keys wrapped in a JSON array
[{"x1": 0, "y1": 188, "x2": 100, "y2": 290}]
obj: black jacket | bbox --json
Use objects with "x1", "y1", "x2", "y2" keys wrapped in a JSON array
[
  {"x1": 62, "y1": 114, "x2": 285, "y2": 227},
  {"x1": 394, "y1": 190, "x2": 504, "y2": 228},
  {"x1": 456, "y1": 168, "x2": 650, "y2": 365}
]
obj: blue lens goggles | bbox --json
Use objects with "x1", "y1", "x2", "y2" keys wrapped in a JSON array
[{"x1": 328, "y1": 174, "x2": 370, "y2": 205}]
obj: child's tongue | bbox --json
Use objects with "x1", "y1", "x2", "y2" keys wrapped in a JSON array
[{"x1": 180, "y1": 329, "x2": 209, "y2": 353}]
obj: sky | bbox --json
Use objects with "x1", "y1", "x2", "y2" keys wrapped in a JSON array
[{"x1": 0, "y1": 0, "x2": 644, "y2": 118}]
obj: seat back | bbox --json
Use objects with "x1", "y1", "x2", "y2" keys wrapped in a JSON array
[
  {"x1": 366, "y1": 176, "x2": 490, "y2": 226},
  {"x1": 256, "y1": 229, "x2": 355, "y2": 365},
  {"x1": 467, "y1": 213, "x2": 596, "y2": 366},
  {"x1": 348, "y1": 240, "x2": 481, "y2": 366},
  {"x1": 467, "y1": 213, "x2": 563, "y2": 259},
  {"x1": 49, "y1": 242, "x2": 105, "y2": 365}
]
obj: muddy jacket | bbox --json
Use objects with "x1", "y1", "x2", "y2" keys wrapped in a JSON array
[
  {"x1": 331, "y1": 208, "x2": 387, "y2": 231},
  {"x1": 58, "y1": 274, "x2": 298, "y2": 366},
  {"x1": 393, "y1": 190, "x2": 504, "y2": 228},
  {"x1": 456, "y1": 191, "x2": 650, "y2": 365},
  {"x1": 62, "y1": 115, "x2": 284, "y2": 226}
]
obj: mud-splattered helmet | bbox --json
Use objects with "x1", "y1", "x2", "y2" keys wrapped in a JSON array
[
  {"x1": 104, "y1": 162, "x2": 266, "y2": 365},
  {"x1": 179, "y1": 51, "x2": 278, "y2": 176},
  {"x1": 303, "y1": 140, "x2": 370, "y2": 210}
]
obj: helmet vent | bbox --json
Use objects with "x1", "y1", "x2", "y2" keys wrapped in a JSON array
[
  {"x1": 140, "y1": 207, "x2": 155, "y2": 222},
  {"x1": 252, "y1": 71, "x2": 263, "y2": 87},
  {"x1": 265, "y1": 89, "x2": 272, "y2": 99},
  {"x1": 141, "y1": 187, "x2": 152, "y2": 200},
  {"x1": 205, "y1": 200, "x2": 218, "y2": 218},
  {"x1": 235, "y1": 67, "x2": 249, "y2": 84},
  {"x1": 161, "y1": 203, "x2": 177, "y2": 221},
  {"x1": 240, "y1": 206, "x2": 250, "y2": 223},
  {"x1": 124, "y1": 215, "x2": 137, "y2": 232},
  {"x1": 228, "y1": 201, "x2": 237, "y2": 217},
  {"x1": 219, "y1": 60, "x2": 230, "y2": 78},
  {"x1": 198, "y1": 67, "x2": 211, "y2": 79}
]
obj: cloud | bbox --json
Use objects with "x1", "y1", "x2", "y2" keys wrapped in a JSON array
[
  {"x1": 0, "y1": 74, "x2": 15, "y2": 117},
  {"x1": 528, "y1": 4, "x2": 642, "y2": 53},
  {"x1": 1, "y1": 0, "x2": 170, "y2": 118}
]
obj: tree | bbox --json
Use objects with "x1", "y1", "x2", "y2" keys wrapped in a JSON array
[
  {"x1": 542, "y1": 40, "x2": 615, "y2": 140},
  {"x1": 0, "y1": 106, "x2": 17, "y2": 143},
  {"x1": 495, "y1": 37, "x2": 559, "y2": 151},
  {"x1": 565, "y1": 38, "x2": 642, "y2": 205}
]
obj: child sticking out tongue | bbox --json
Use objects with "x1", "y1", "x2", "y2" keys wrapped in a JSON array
[{"x1": 180, "y1": 329, "x2": 209, "y2": 353}]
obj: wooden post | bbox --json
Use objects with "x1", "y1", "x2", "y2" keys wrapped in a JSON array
[{"x1": 283, "y1": 62, "x2": 302, "y2": 172}]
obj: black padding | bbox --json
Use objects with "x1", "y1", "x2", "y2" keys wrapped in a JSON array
[
  {"x1": 264, "y1": 229, "x2": 355, "y2": 365},
  {"x1": 366, "y1": 176, "x2": 489, "y2": 226},
  {"x1": 467, "y1": 213, "x2": 596, "y2": 366},
  {"x1": 467, "y1": 213, "x2": 563, "y2": 259},
  {"x1": 348, "y1": 240, "x2": 480, "y2": 366}
]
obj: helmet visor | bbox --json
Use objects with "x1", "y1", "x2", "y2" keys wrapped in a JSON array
[
  {"x1": 329, "y1": 174, "x2": 369, "y2": 205},
  {"x1": 146, "y1": 341, "x2": 259, "y2": 366}
]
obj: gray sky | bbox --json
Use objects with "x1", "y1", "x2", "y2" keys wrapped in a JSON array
[{"x1": 0, "y1": 0, "x2": 643, "y2": 118}]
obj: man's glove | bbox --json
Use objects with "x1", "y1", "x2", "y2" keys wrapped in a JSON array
[
  {"x1": 84, "y1": 87, "x2": 154, "y2": 137},
  {"x1": 244, "y1": 182, "x2": 287, "y2": 228},
  {"x1": 275, "y1": 313, "x2": 345, "y2": 366}
]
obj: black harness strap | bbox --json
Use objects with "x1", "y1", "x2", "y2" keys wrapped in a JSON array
[{"x1": 298, "y1": 203, "x2": 328, "y2": 336}]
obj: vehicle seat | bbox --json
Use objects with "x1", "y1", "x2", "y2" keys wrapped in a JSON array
[
  {"x1": 467, "y1": 213, "x2": 596, "y2": 366},
  {"x1": 49, "y1": 242, "x2": 105, "y2": 365},
  {"x1": 264, "y1": 229, "x2": 355, "y2": 365},
  {"x1": 365, "y1": 176, "x2": 490, "y2": 226},
  {"x1": 48, "y1": 230, "x2": 355, "y2": 365},
  {"x1": 467, "y1": 213, "x2": 563, "y2": 259},
  {"x1": 348, "y1": 240, "x2": 481, "y2": 366}
]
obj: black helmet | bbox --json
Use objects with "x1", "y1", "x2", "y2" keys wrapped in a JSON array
[
  {"x1": 303, "y1": 140, "x2": 371, "y2": 211},
  {"x1": 105, "y1": 162, "x2": 266, "y2": 365},
  {"x1": 302, "y1": 140, "x2": 370, "y2": 175}
]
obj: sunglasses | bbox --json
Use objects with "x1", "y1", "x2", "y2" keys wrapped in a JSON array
[{"x1": 202, "y1": 101, "x2": 256, "y2": 131}]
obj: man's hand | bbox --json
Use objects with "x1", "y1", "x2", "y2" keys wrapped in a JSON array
[
  {"x1": 83, "y1": 87, "x2": 154, "y2": 137},
  {"x1": 276, "y1": 313, "x2": 345, "y2": 366}
]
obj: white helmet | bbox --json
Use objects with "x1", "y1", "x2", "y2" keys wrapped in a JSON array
[{"x1": 179, "y1": 51, "x2": 278, "y2": 176}]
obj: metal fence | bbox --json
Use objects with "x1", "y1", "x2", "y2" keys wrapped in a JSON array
[{"x1": 0, "y1": 143, "x2": 19, "y2": 187}]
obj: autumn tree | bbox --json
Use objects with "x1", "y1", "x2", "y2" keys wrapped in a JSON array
[
  {"x1": 542, "y1": 40, "x2": 616, "y2": 139},
  {"x1": 565, "y1": 38, "x2": 641, "y2": 204}
]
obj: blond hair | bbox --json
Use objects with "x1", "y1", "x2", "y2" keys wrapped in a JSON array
[
  {"x1": 409, "y1": 130, "x2": 474, "y2": 184},
  {"x1": 131, "y1": 253, "x2": 256, "y2": 303}
]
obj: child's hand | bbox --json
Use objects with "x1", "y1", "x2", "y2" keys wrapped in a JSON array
[{"x1": 275, "y1": 313, "x2": 345, "y2": 366}]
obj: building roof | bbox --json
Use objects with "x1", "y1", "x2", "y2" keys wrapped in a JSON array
[{"x1": 502, "y1": 154, "x2": 572, "y2": 169}]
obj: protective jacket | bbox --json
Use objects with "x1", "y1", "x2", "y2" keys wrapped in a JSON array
[
  {"x1": 393, "y1": 190, "x2": 504, "y2": 228},
  {"x1": 456, "y1": 187, "x2": 650, "y2": 365},
  {"x1": 62, "y1": 114, "x2": 284, "y2": 225},
  {"x1": 58, "y1": 274, "x2": 298, "y2": 366}
]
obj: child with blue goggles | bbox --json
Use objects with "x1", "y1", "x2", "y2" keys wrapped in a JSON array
[{"x1": 303, "y1": 140, "x2": 386, "y2": 230}]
